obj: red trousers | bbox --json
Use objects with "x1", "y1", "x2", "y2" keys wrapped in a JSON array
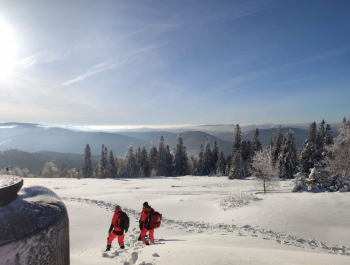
[
  {"x1": 140, "y1": 227, "x2": 154, "y2": 240},
  {"x1": 107, "y1": 231, "x2": 124, "y2": 246}
]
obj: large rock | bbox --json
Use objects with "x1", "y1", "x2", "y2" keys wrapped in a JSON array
[{"x1": 0, "y1": 185, "x2": 69, "y2": 265}]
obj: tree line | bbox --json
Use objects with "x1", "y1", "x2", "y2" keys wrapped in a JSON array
[{"x1": 2, "y1": 117, "x2": 349, "y2": 186}]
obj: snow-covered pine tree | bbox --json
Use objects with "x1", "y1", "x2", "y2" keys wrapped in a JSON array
[
  {"x1": 240, "y1": 140, "x2": 251, "y2": 176},
  {"x1": 225, "y1": 154, "x2": 231, "y2": 176},
  {"x1": 125, "y1": 144, "x2": 137, "y2": 178},
  {"x1": 189, "y1": 155, "x2": 198, "y2": 175},
  {"x1": 326, "y1": 117, "x2": 350, "y2": 179},
  {"x1": 173, "y1": 134, "x2": 189, "y2": 176},
  {"x1": 241, "y1": 140, "x2": 251, "y2": 161},
  {"x1": 216, "y1": 149, "x2": 226, "y2": 176},
  {"x1": 202, "y1": 138, "x2": 213, "y2": 175},
  {"x1": 109, "y1": 150, "x2": 118, "y2": 178},
  {"x1": 324, "y1": 124, "x2": 333, "y2": 145},
  {"x1": 231, "y1": 124, "x2": 242, "y2": 156},
  {"x1": 228, "y1": 124, "x2": 245, "y2": 179},
  {"x1": 228, "y1": 150, "x2": 245, "y2": 179},
  {"x1": 300, "y1": 122, "x2": 323, "y2": 173},
  {"x1": 99, "y1": 144, "x2": 109, "y2": 178},
  {"x1": 139, "y1": 146, "x2": 151, "y2": 177},
  {"x1": 81, "y1": 144, "x2": 93, "y2": 178},
  {"x1": 278, "y1": 130, "x2": 298, "y2": 179},
  {"x1": 251, "y1": 128, "x2": 262, "y2": 155},
  {"x1": 211, "y1": 140, "x2": 219, "y2": 174},
  {"x1": 317, "y1": 119, "x2": 326, "y2": 149},
  {"x1": 268, "y1": 135, "x2": 274, "y2": 149},
  {"x1": 271, "y1": 126, "x2": 283, "y2": 165},
  {"x1": 149, "y1": 140, "x2": 158, "y2": 175},
  {"x1": 197, "y1": 144, "x2": 204, "y2": 176},
  {"x1": 156, "y1": 136, "x2": 167, "y2": 176},
  {"x1": 135, "y1": 147, "x2": 141, "y2": 176},
  {"x1": 165, "y1": 145, "x2": 174, "y2": 177},
  {"x1": 315, "y1": 119, "x2": 326, "y2": 157}
]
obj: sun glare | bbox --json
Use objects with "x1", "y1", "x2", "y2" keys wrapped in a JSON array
[{"x1": 0, "y1": 20, "x2": 17, "y2": 78}]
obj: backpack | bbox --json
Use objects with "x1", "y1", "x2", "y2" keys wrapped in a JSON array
[
  {"x1": 118, "y1": 211, "x2": 130, "y2": 231},
  {"x1": 149, "y1": 211, "x2": 162, "y2": 229}
]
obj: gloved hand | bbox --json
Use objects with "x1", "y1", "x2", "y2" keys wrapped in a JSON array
[
  {"x1": 125, "y1": 229, "x2": 128, "y2": 233},
  {"x1": 108, "y1": 224, "x2": 113, "y2": 234},
  {"x1": 139, "y1": 222, "x2": 143, "y2": 230}
]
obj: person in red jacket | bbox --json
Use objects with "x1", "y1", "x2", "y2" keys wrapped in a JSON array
[
  {"x1": 139, "y1": 201, "x2": 155, "y2": 245},
  {"x1": 106, "y1": 205, "x2": 129, "y2": 251}
]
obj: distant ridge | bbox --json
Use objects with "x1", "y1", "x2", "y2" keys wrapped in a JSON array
[{"x1": 0, "y1": 122, "x2": 339, "y2": 158}]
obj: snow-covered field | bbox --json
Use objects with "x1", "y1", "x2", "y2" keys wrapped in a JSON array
[{"x1": 23, "y1": 176, "x2": 350, "y2": 265}]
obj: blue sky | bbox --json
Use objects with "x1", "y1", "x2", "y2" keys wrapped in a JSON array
[{"x1": 0, "y1": 0, "x2": 349, "y2": 127}]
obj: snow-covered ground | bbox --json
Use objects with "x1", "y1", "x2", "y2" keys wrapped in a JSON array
[{"x1": 23, "y1": 176, "x2": 350, "y2": 265}]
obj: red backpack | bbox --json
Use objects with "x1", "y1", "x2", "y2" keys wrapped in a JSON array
[{"x1": 149, "y1": 211, "x2": 162, "y2": 229}]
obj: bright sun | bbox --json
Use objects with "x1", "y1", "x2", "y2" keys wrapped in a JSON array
[{"x1": 0, "y1": 20, "x2": 17, "y2": 78}]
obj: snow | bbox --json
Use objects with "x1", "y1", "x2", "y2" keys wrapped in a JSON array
[
  {"x1": 0, "y1": 175, "x2": 21, "y2": 188},
  {"x1": 21, "y1": 176, "x2": 350, "y2": 265}
]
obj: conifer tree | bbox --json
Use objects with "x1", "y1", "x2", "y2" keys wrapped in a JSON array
[
  {"x1": 216, "y1": 149, "x2": 226, "y2": 176},
  {"x1": 197, "y1": 144, "x2": 204, "y2": 176},
  {"x1": 149, "y1": 140, "x2": 158, "y2": 174},
  {"x1": 300, "y1": 122, "x2": 323, "y2": 173},
  {"x1": 229, "y1": 124, "x2": 246, "y2": 179},
  {"x1": 81, "y1": 144, "x2": 93, "y2": 178},
  {"x1": 156, "y1": 136, "x2": 167, "y2": 176},
  {"x1": 211, "y1": 140, "x2": 219, "y2": 174},
  {"x1": 135, "y1": 147, "x2": 141, "y2": 175},
  {"x1": 278, "y1": 130, "x2": 298, "y2": 178},
  {"x1": 165, "y1": 145, "x2": 174, "y2": 177},
  {"x1": 225, "y1": 155, "x2": 231, "y2": 176},
  {"x1": 324, "y1": 124, "x2": 333, "y2": 145},
  {"x1": 202, "y1": 138, "x2": 213, "y2": 175},
  {"x1": 99, "y1": 144, "x2": 109, "y2": 178},
  {"x1": 125, "y1": 144, "x2": 137, "y2": 178},
  {"x1": 109, "y1": 150, "x2": 118, "y2": 178},
  {"x1": 240, "y1": 140, "x2": 251, "y2": 161},
  {"x1": 139, "y1": 146, "x2": 151, "y2": 177},
  {"x1": 228, "y1": 150, "x2": 245, "y2": 179},
  {"x1": 173, "y1": 134, "x2": 189, "y2": 176},
  {"x1": 268, "y1": 135, "x2": 274, "y2": 149},
  {"x1": 189, "y1": 155, "x2": 198, "y2": 175},
  {"x1": 231, "y1": 124, "x2": 242, "y2": 156},
  {"x1": 315, "y1": 119, "x2": 326, "y2": 156},
  {"x1": 252, "y1": 128, "x2": 262, "y2": 155},
  {"x1": 271, "y1": 126, "x2": 283, "y2": 165}
]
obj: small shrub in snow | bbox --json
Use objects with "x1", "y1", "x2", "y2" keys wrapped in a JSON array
[{"x1": 220, "y1": 190, "x2": 259, "y2": 211}]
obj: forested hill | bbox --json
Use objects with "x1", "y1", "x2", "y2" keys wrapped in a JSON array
[
  {"x1": 0, "y1": 149, "x2": 99, "y2": 173},
  {"x1": 1, "y1": 122, "x2": 338, "y2": 161},
  {"x1": 214, "y1": 127, "x2": 316, "y2": 148}
]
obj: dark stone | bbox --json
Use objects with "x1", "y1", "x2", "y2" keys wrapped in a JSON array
[{"x1": 0, "y1": 176, "x2": 23, "y2": 206}]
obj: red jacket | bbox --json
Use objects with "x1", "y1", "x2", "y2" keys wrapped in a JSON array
[
  {"x1": 111, "y1": 208, "x2": 122, "y2": 232},
  {"x1": 139, "y1": 206, "x2": 154, "y2": 229}
]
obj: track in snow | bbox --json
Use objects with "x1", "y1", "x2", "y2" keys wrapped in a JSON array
[{"x1": 62, "y1": 197, "x2": 350, "y2": 257}]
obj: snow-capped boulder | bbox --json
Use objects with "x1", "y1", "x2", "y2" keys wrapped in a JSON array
[{"x1": 0, "y1": 185, "x2": 69, "y2": 265}]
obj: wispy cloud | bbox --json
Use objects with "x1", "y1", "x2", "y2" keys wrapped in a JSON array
[
  {"x1": 200, "y1": 0, "x2": 283, "y2": 24},
  {"x1": 62, "y1": 61, "x2": 119, "y2": 86},
  {"x1": 125, "y1": 42, "x2": 170, "y2": 57},
  {"x1": 16, "y1": 49, "x2": 71, "y2": 69}
]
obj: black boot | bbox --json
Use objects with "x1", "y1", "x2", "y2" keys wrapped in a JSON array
[
  {"x1": 106, "y1": 244, "x2": 111, "y2": 251},
  {"x1": 120, "y1": 245, "x2": 125, "y2": 249},
  {"x1": 138, "y1": 236, "x2": 142, "y2": 241}
]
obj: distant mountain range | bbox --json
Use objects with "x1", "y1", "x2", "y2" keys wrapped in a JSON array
[{"x1": 0, "y1": 122, "x2": 339, "y2": 171}]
